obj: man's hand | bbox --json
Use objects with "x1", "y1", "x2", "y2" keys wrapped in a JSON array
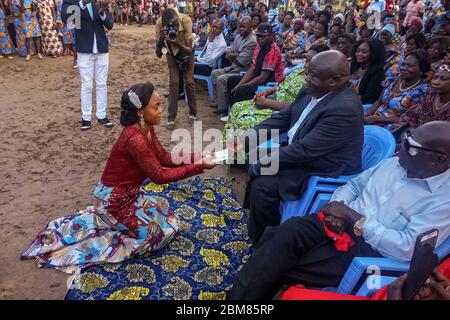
[
  {"x1": 99, "y1": 5, "x2": 109, "y2": 16},
  {"x1": 323, "y1": 215, "x2": 346, "y2": 234},
  {"x1": 165, "y1": 35, "x2": 180, "y2": 47},
  {"x1": 208, "y1": 32, "x2": 215, "y2": 42},
  {"x1": 230, "y1": 85, "x2": 239, "y2": 95},
  {"x1": 387, "y1": 274, "x2": 407, "y2": 300},
  {"x1": 321, "y1": 201, "x2": 363, "y2": 225},
  {"x1": 226, "y1": 136, "x2": 244, "y2": 156},
  {"x1": 225, "y1": 52, "x2": 238, "y2": 63},
  {"x1": 254, "y1": 94, "x2": 267, "y2": 107},
  {"x1": 418, "y1": 269, "x2": 450, "y2": 300}
]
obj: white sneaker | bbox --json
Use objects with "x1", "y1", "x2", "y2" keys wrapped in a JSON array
[
  {"x1": 25, "y1": 55, "x2": 31, "y2": 61},
  {"x1": 38, "y1": 53, "x2": 43, "y2": 60},
  {"x1": 220, "y1": 116, "x2": 229, "y2": 122}
]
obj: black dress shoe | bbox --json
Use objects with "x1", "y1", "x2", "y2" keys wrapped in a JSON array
[
  {"x1": 80, "y1": 119, "x2": 91, "y2": 130},
  {"x1": 98, "y1": 117, "x2": 114, "y2": 128},
  {"x1": 178, "y1": 92, "x2": 186, "y2": 100}
]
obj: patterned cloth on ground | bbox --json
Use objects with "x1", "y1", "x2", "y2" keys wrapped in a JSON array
[{"x1": 58, "y1": 177, "x2": 252, "y2": 300}]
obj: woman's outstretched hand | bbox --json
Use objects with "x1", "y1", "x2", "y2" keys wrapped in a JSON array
[{"x1": 201, "y1": 151, "x2": 217, "y2": 170}]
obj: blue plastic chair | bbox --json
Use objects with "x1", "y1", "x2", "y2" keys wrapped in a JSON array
[
  {"x1": 304, "y1": 192, "x2": 450, "y2": 296},
  {"x1": 256, "y1": 82, "x2": 279, "y2": 93},
  {"x1": 335, "y1": 236, "x2": 450, "y2": 295},
  {"x1": 281, "y1": 126, "x2": 397, "y2": 222},
  {"x1": 193, "y1": 56, "x2": 222, "y2": 101},
  {"x1": 283, "y1": 63, "x2": 304, "y2": 77}
]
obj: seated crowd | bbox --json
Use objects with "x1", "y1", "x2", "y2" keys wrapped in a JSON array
[{"x1": 21, "y1": 0, "x2": 450, "y2": 300}]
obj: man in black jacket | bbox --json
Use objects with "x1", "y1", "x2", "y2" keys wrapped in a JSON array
[
  {"x1": 229, "y1": 50, "x2": 364, "y2": 244},
  {"x1": 62, "y1": 0, "x2": 114, "y2": 130}
]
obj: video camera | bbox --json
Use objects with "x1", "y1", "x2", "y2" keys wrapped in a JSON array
[{"x1": 165, "y1": 25, "x2": 178, "y2": 40}]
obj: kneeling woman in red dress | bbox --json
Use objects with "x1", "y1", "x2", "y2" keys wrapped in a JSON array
[{"x1": 22, "y1": 82, "x2": 216, "y2": 273}]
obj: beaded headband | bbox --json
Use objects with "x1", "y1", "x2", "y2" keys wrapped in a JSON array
[
  {"x1": 128, "y1": 90, "x2": 142, "y2": 109},
  {"x1": 439, "y1": 64, "x2": 450, "y2": 72}
]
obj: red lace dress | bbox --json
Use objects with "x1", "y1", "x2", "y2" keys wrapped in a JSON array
[{"x1": 93, "y1": 125, "x2": 205, "y2": 244}]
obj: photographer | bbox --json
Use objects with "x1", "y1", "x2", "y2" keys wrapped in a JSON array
[
  {"x1": 155, "y1": 7, "x2": 196, "y2": 129},
  {"x1": 62, "y1": 0, "x2": 114, "y2": 130}
]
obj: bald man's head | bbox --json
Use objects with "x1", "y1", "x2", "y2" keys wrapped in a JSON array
[
  {"x1": 305, "y1": 50, "x2": 351, "y2": 97},
  {"x1": 399, "y1": 121, "x2": 450, "y2": 179}
]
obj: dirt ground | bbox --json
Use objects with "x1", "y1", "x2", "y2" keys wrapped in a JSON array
[{"x1": 0, "y1": 25, "x2": 246, "y2": 300}]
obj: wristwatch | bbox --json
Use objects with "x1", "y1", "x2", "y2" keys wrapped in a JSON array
[{"x1": 353, "y1": 217, "x2": 367, "y2": 237}]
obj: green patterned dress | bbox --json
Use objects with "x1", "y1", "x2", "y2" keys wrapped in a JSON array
[{"x1": 224, "y1": 69, "x2": 306, "y2": 140}]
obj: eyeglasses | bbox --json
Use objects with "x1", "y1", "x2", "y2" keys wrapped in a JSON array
[{"x1": 403, "y1": 130, "x2": 445, "y2": 157}]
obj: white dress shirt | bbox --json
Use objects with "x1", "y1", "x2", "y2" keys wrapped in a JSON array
[
  {"x1": 331, "y1": 157, "x2": 450, "y2": 261},
  {"x1": 196, "y1": 33, "x2": 227, "y2": 67},
  {"x1": 79, "y1": 1, "x2": 107, "y2": 54},
  {"x1": 287, "y1": 94, "x2": 329, "y2": 144}
]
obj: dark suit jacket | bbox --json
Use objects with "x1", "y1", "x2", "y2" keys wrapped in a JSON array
[
  {"x1": 62, "y1": 0, "x2": 113, "y2": 54},
  {"x1": 248, "y1": 85, "x2": 364, "y2": 201},
  {"x1": 358, "y1": 64, "x2": 385, "y2": 105}
]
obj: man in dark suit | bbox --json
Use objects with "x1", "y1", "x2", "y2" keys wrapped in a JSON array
[
  {"x1": 229, "y1": 50, "x2": 364, "y2": 244},
  {"x1": 227, "y1": 51, "x2": 367, "y2": 299},
  {"x1": 62, "y1": 0, "x2": 114, "y2": 130}
]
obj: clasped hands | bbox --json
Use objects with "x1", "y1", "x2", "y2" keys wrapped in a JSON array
[
  {"x1": 317, "y1": 201, "x2": 364, "y2": 235},
  {"x1": 81, "y1": 0, "x2": 109, "y2": 15}
]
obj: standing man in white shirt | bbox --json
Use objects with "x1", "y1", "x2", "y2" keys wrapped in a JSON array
[
  {"x1": 229, "y1": 121, "x2": 450, "y2": 300},
  {"x1": 193, "y1": 19, "x2": 227, "y2": 76},
  {"x1": 62, "y1": 0, "x2": 114, "y2": 130}
]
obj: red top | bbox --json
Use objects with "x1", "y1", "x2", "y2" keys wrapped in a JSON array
[
  {"x1": 101, "y1": 126, "x2": 205, "y2": 187},
  {"x1": 252, "y1": 42, "x2": 285, "y2": 83}
]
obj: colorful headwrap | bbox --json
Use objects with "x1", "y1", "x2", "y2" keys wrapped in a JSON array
[
  {"x1": 382, "y1": 23, "x2": 396, "y2": 37},
  {"x1": 409, "y1": 17, "x2": 423, "y2": 31}
]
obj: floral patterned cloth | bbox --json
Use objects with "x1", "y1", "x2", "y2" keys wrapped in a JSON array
[
  {"x1": 224, "y1": 68, "x2": 306, "y2": 141},
  {"x1": 22, "y1": 180, "x2": 180, "y2": 274},
  {"x1": 282, "y1": 30, "x2": 307, "y2": 52},
  {"x1": 62, "y1": 177, "x2": 251, "y2": 300},
  {"x1": 0, "y1": 6, "x2": 14, "y2": 55},
  {"x1": 304, "y1": 34, "x2": 326, "y2": 51},
  {"x1": 10, "y1": 0, "x2": 41, "y2": 56},
  {"x1": 374, "y1": 77, "x2": 429, "y2": 119}
]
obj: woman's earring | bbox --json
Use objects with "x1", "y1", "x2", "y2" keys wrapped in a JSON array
[{"x1": 140, "y1": 116, "x2": 145, "y2": 128}]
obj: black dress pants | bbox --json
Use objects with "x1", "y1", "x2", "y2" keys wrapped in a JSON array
[
  {"x1": 243, "y1": 174, "x2": 282, "y2": 244},
  {"x1": 228, "y1": 214, "x2": 382, "y2": 300},
  {"x1": 226, "y1": 75, "x2": 260, "y2": 108},
  {"x1": 193, "y1": 63, "x2": 213, "y2": 76}
]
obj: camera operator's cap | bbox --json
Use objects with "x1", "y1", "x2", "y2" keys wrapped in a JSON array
[{"x1": 255, "y1": 23, "x2": 273, "y2": 36}]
